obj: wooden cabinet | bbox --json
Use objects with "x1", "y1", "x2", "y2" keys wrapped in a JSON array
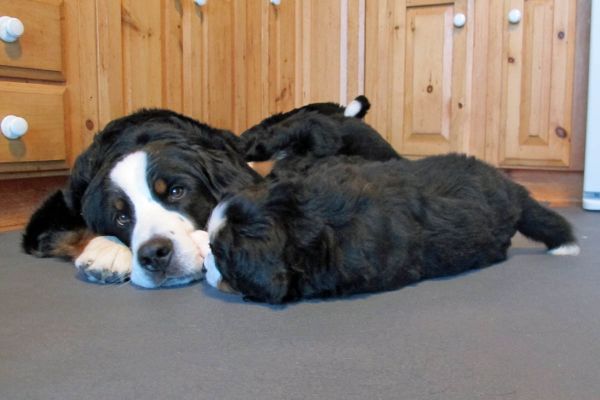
[
  {"x1": 365, "y1": 0, "x2": 584, "y2": 172},
  {"x1": 485, "y1": 0, "x2": 576, "y2": 168},
  {"x1": 0, "y1": 0, "x2": 89, "y2": 177},
  {"x1": 0, "y1": 0, "x2": 591, "y2": 231},
  {"x1": 0, "y1": 0, "x2": 64, "y2": 81},
  {"x1": 366, "y1": 0, "x2": 473, "y2": 157},
  {"x1": 91, "y1": 0, "x2": 363, "y2": 134}
]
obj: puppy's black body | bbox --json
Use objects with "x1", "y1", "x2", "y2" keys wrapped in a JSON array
[
  {"x1": 209, "y1": 154, "x2": 576, "y2": 304},
  {"x1": 241, "y1": 96, "x2": 401, "y2": 178}
]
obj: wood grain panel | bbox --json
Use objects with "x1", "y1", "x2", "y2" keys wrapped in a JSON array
[
  {"x1": 96, "y1": 0, "x2": 123, "y2": 128},
  {"x1": 391, "y1": 0, "x2": 471, "y2": 157},
  {"x1": 0, "y1": 0, "x2": 64, "y2": 80},
  {"x1": 122, "y1": 0, "x2": 163, "y2": 112},
  {"x1": 496, "y1": 0, "x2": 576, "y2": 167},
  {"x1": 0, "y1": 175, "x2": 67, "y2": 232},
  {"x1": 365, "y1": 0, "x2": 398, "y2": 142},
  {"x1": 0, "y1": 82, "x2": 66, "y2": 163},
  {"x1": 162, "y1": 0, "x2": 184, "y2": 113},
  {"x1": 267, "y1": 0, "x2": 296, "y2": 117}
]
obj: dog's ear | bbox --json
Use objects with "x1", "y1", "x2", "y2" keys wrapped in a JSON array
[
  {"x1": 64, "y1": 145, "x2": 97, "y2": 213},
  {"x1": 191, "y1": 147, "x2": 262, "y2": 200}
]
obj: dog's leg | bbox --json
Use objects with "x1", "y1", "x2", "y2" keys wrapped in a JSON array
[
  {"x1": 22, "y1": 190, "x2": 88, "y2": 258},
  {"x1": 75, "y1": 236, "x2": 132, "y2": 283},
  {"x1": 23, "y1": 190, "x2": 133, "y2": 283},
  {"x1": 516, "y1": 195, "x2": 580, "y2": 255}
]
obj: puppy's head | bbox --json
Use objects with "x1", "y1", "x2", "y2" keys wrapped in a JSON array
[{"x1": 206, "y1": 185, "x2": 294, "y2": 303}]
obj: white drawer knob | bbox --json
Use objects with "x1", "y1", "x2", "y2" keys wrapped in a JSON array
[
  {"x1": 1, "y1": 115, "x2": 28, "y2": 140},
  {"x1": 271, "y1": 0, "x2": 281, "y2": 5},
  {"x1": 453, "y1": 13, "x2": 466, "y2": 28},
  {"x1": 508, "y1": 9, "x2": 522, "y2": 24},
  {"x1": 0, "y1": 16, "x2": 24, "y2": 43},
  {"x1": 194, "y1": 0, "x2": 207, "y2": 6}
]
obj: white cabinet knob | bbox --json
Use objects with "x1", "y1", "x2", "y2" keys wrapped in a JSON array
[
  {"x1": 0, "y1": 16, "x2": 24, "y2": 43},
  {"x1": 271, "y1": 0, "x2": 281, "y2": 5},
  {"x1": 508, "y1": 9, "x2": 522, "y2": 24},
  {"x1": 1, "y1": 115, "x2": 28, "y2": 140},
  {"x1": 453, "y1": 13, "x2": 466, "y2": 28},
  {"x1": 194, "y1": 0, "x2": 207, "y2": 6}
]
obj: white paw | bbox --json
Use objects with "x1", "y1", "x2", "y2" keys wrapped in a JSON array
[
  {"x1": 190, "y1": 230, "x2": 211, "y2": 257},
  {"x1": 75, "y1": 236, "x2": 133, "y2": 283},
  {"x1": 203, "y1": 252, "x2": 222, "y2": 289},
  {"x1": 548, "y1": 243, "x2": 581, "y2": 256}
]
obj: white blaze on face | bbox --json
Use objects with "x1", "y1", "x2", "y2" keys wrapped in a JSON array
[{"x1": 109, "y1": 151, "x2": 204, "y2": 288}]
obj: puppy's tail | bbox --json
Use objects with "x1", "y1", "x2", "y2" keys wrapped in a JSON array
[
  {"x1": 344, "y1": 95, "x2": 371, "y2": 119},
  {"x1": 516, "y1": 194, "x2": 579, "y2": 255}
]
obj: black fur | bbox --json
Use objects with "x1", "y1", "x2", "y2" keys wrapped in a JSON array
[
  {"x1": 22, "y1": 190, "x2": 86, "y2": 258},
  {"x1": 209, "y1": 154, "x2": 576, "y2": 304},
  {"x1": 23, "y1": 109, "x2": 260, "y2": 255},
  {"x1": 240, "y1": 95, "x2": 400, "y2": 178}
]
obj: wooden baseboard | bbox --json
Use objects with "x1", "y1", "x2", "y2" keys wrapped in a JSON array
[
  {"x1": 0, "y1": 176, "x2": 68, "y2": 232},
  {"x1": 505, "y1": 169, "x2": 583, "y2": 207}
]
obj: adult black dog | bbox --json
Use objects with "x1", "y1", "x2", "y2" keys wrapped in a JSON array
[
  {"x1": 23, "y1": 109, "x2": 261, "y2": 287},
  {"x1": 198, "y1": 154, "x2": 579, "y2": 304},
  {"x1": 23, "y1": 97, "x2": 396, "y2": 288}
]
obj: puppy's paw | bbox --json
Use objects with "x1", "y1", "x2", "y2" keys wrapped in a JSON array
[
  {"x1": 548, "y1": 243, "x2": 581, "y2": 256},
  {"x1": 75, "y1": 236, "x2": 132, "y2": 283},
  {"x1": 203, "y1": 252, "x2": 222, "y2": 289}
]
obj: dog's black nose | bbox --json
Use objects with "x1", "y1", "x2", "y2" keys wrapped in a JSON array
[{"x1": 138, "y1": 237, "x2": 173, "y2": 272}]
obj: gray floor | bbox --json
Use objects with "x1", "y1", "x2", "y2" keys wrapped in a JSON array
[{"x1": 1, "y1": 208, "x2": 599, "y2": 400}]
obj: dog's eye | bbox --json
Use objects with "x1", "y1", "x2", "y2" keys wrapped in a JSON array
[
  {"x1": 116, "y1": 212, "x2": 131, "y2": 227},
  {"x1": 168, "y1": 186, "x2": 186, "y2": 201}
]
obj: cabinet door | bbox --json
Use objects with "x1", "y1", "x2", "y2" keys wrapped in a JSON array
[
  {"x1": 486, "y1": 0, "x2": 576, "y2": 168},
  {"x1": 366, "y1": 0, "x2": 473, "y2": 157}
]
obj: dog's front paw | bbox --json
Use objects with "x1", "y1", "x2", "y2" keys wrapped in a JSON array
[{"x1": 75, "y1": 236, "x2": 132, "y2": 283}]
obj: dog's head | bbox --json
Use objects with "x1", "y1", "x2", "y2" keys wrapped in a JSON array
[{"x1": 67, "y1": 109, "x2": 261, "y2": 288}]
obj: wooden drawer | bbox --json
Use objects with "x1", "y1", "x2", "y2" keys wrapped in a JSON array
[
  {"x1": 0, "y1": 0, "x2": 63, "y2": 81},
  {"x1": 0, "y1": 81, "x2": 66, "y2": 166}
]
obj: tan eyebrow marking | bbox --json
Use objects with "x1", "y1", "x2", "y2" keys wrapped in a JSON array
[
  {"x1": 154, "y1": 179, "x2": 167, "y2": 195},
  {"x1": 115, "y1": 199, "x2": 125, "y2": 211}
]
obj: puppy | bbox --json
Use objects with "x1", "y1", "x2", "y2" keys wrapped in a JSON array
[
  {"x1": 241, "y1": 95, "x2": 402, "y2": 178},
  {"x1": 198, "y1": 154, "x2": 578, "y2": 304}
]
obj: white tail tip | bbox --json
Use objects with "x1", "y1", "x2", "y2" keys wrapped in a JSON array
[
  {"x1": 344, "y1": 99, "x2": 363, "y2": 117},
  {"x1": 548, "y1": 243, "x2": 580, "y2": 256}
]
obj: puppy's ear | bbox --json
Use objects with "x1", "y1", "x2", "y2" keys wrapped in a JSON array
[{"x1": 225, "y1": 193, "x2": 271, "y2": 239}]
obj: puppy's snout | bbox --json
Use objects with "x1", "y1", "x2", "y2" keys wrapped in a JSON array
[{"x1": 138, "y1": 237, "x2": 173, "y2": 272}]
